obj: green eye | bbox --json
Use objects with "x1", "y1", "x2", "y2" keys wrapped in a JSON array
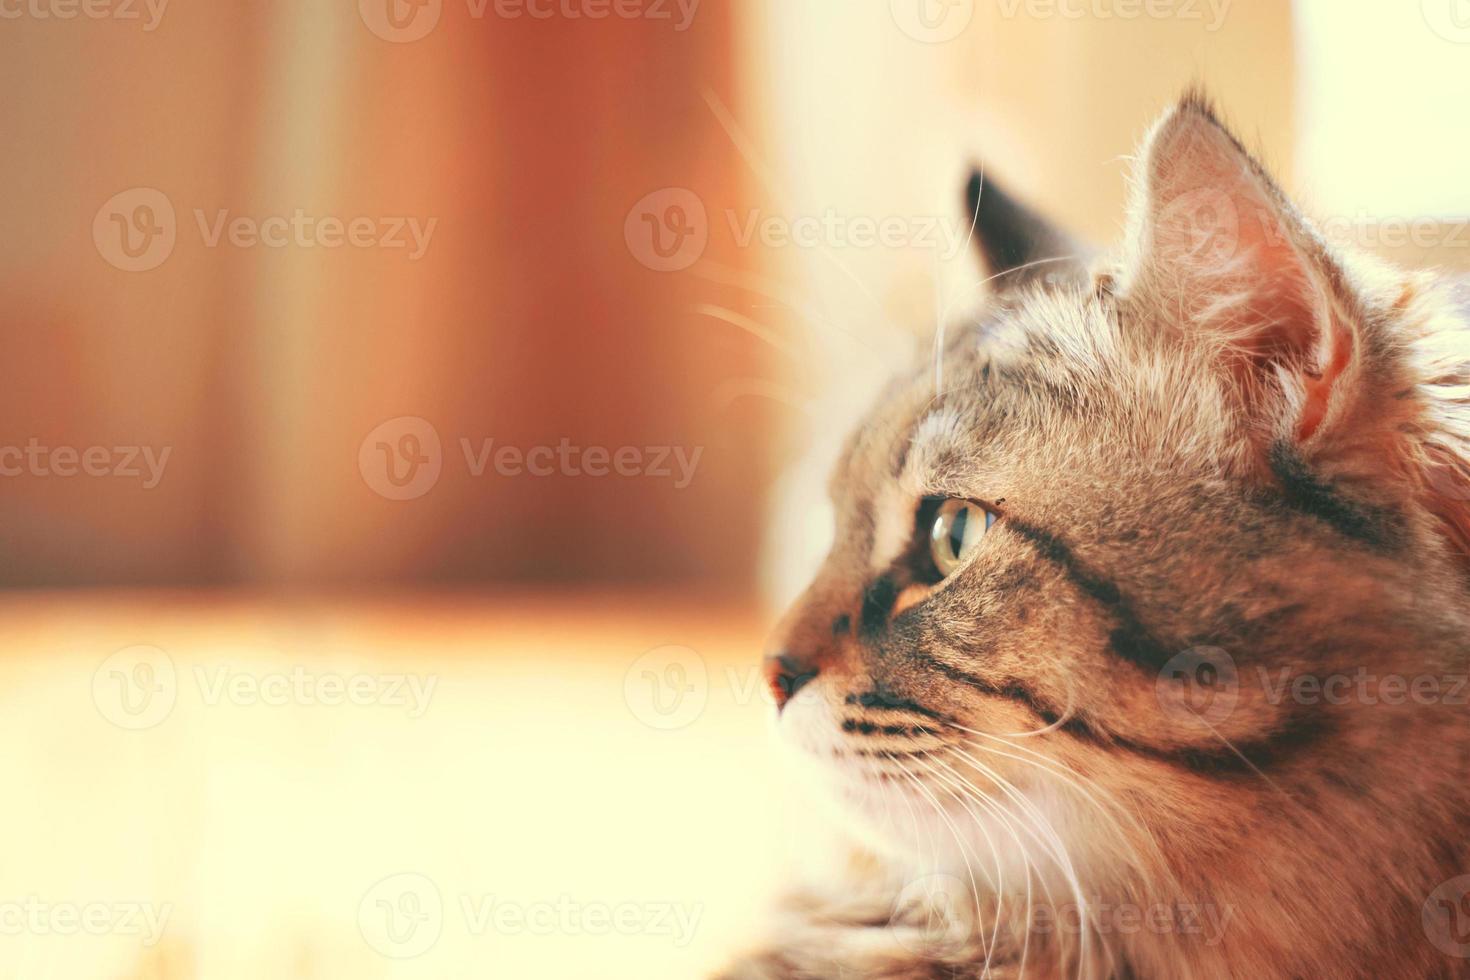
[{"x1": 929, "y1": 499, "x2": 997, "y2": 578}]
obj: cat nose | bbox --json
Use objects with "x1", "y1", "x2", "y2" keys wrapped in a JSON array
[{"x1": 764, "y1": 652, "x2": 820, "y2": 712}]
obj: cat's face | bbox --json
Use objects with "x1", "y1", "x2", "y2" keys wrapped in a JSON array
[{"x1": 765, "y1": 96, "x2": 1470, "y2": 874}]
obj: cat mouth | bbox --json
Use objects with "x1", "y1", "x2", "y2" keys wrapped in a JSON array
[
  {"x1": 780, "y1": 683, "x2": 971, "y2": 793},
  {"x1": 775, "y1": 681, "x2": 1067, "y2": 873},
  {"x1": 779, "y1": 682, "x2": 1048, "y2": 816},
  {"x1": 820, "y1": 742, "x2": 1037, "y2": 872},
  {"x1": 822, "y1": 747, "x2": 954, "y2": 815},
  {"x1": 781, "y1": 679, "x2": 951, "y2": 746}
]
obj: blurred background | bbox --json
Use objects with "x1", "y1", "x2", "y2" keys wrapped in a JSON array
[{"x1": 0, "y1": 1, "x2": 1468, "y2": 977}]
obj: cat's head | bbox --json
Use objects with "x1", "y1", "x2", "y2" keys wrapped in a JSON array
[{"x1": 765, "y1": 94, "x2": 1470, "y2": 877}]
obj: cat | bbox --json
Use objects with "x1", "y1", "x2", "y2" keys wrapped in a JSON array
[{"x1": 722, "y1": 92, "x2": 1470, "y2": 979}]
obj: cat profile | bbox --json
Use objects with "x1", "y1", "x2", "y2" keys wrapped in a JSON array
[{"x1": 724, "y1": 92, "x2": 1470, "y2": 979}]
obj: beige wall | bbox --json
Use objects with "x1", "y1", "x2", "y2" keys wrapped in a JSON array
[{"x1": 0, "y1": 2, "x2": 772, "y2": 589}]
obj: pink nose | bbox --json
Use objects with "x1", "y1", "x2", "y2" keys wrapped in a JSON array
[{"x1": 764, "y1": 652, "x2": 820, "y2": 712}]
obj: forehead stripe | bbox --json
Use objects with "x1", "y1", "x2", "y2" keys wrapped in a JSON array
[
  {"x1": 1268, "y1": 444, "x2": 1399, "y2": 549},
  {"x1": 907, "y1": 643, "x2": 1325, "y2": 775},
  {"x1": 1004, "y1": 518, "x2": 1174, "y2": 673}
]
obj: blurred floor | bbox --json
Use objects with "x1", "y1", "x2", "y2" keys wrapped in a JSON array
[{"x1": 0, "y1": 591, "x2": 784, "y2": 979}]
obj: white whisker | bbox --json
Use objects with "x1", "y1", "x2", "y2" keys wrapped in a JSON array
[
  {"x1": 942, "y1": 744, "x2": 1098, "y2": 980},
  {"x1": 916, "y1": 752, "x2": 1037, "y2": 979},
  {"x1": 690, "y1": 261, "x2": 891, "y2": 364},
  {"x1": 700, "y1": 88, "x2": 906, "y2": 338},
  {"x1": 709, "y1": 378, "x2": 817, "y2": 417},
  {"x1": 890, "y1": 756, "x2": 997, "y2": 973},
  {"x1": 692, "y1": 303, "x2": 803, "y2": 359}
]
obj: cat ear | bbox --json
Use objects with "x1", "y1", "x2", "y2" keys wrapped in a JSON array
[
  {"x1": 965, "y1": 168, "x2": 1089, "y2": 287},
  {"x1": 1120, "y1": 94, "x2": 1360, "y2": 445}
]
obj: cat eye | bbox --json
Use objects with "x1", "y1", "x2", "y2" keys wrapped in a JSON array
[{"x1": 928, "y1": 499, "x2": 997, "y2": 578}]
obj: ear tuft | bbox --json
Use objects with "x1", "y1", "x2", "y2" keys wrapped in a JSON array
[{"x1": 1175, "y1": 85, "x2": 1223, "y2": 126}]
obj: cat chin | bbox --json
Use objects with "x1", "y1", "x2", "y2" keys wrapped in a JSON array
[
  {"x1": 776, "y1": 741, "x2": 1032, "y2": 884},
  {"x1": 845, "y1": 782, "x2": 1041, "y2": 883}
]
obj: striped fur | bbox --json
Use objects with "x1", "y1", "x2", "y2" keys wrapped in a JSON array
[{"x1": 726, "y1": 95, "x2": 1470, "y2": 979}]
